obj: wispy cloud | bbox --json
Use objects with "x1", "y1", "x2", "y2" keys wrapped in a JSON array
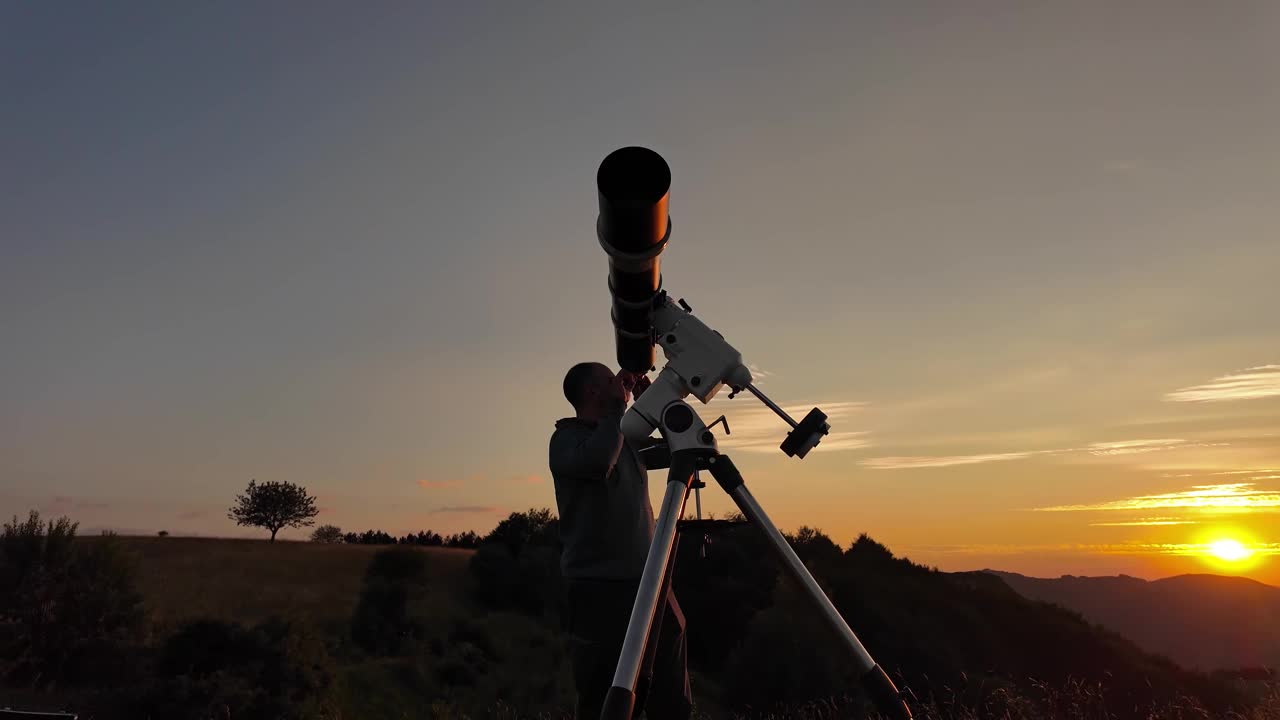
[
  {"x1": 417, "y1": 479, "x2": 463, "y2": 489},
  {"x1": 46, "y1": 496, "x2": 110, "y2": 512},
  {"x1": 747, "y1": 363, "x2": 774, "y2": 383},
  {"x1": 862, "y1": 451, "x2": 1038, "y2": 470},
  {"x1": 903, "y1": 542, "x2": 1280, "y2": 557},
  {"x1": 1166, "y1": 365, "x2": 1280, "y2": 403},
  {"x1": 718, "y1": 400, "x2": 868, "y2": 454},
  {"x1": 1087, "y1": 439, "x2": 1185, "y2": 456},
  {"x1": 1090, "y1": 517, "x2": 1199, "y2": 527},
  {"x1": 431, "y1": 505, "x2": 503, "y2": 514},
  {"x1": 1034, "y1": 482, "x2": 1280, "y2": 512},
  {"x1": 864, "y1": 436, "x2": 1220, "y2": 470},
  {"x1": 1100, "y1": 542, "x2": 1280, "y2": 557}
]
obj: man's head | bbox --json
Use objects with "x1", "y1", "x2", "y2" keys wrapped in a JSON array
[{"x1": 563, "y1": 362, "x2": 631, "y2": 419}]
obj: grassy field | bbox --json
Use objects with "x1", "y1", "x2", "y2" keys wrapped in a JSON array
[
  {"x1": 120, "y1": 536, "x2": 474, "y2": 631},
  {"x1": 109, "y1": 535, "x2": 579, "y2": 718}
]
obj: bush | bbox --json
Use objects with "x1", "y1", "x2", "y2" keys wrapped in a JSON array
[
  {"x1": 310, "y1": 524, "x2": 344, "y2": 543},
  {"x1": 0, "y1": 511, "x2": 144, "y2": 687},
  {"x1": 482, "y1": 508, "x2": 559, "y2": 555},
  {"x1": 469, "y1": 542, "x2": 522, "y2": 606},
  {"x1": 350, "y1": 548, "x2": 430, "y2": 654},
  {"x1": 142, "y1": 617, "x2": 337, "y2": 720},
  {"x1": 157, "y1": 530, "x2": 170, "y2": 537},
  {"x1": 721, "y1": 585, "x2": 852, "y2": 712}
]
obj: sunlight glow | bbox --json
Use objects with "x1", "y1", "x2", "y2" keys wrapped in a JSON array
[{"x1": 1207, "y1": 538, "x2": 1253, "y2": 563}]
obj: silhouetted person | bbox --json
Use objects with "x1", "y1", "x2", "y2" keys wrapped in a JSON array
[{"x1": 550, "y1": 362, "x2": 692, "y2": 720}]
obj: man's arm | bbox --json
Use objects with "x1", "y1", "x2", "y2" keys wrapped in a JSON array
[
  {"x1": 637, "y1": 439, "x2": 670, "y2": 470},
  {"x1": 550, "y1": 413, "x2": 627, "y2": 480}
]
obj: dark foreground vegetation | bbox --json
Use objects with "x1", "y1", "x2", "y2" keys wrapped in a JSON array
[{"x1": 2, "y1": 509, "x2": 1276, "y2": 719}]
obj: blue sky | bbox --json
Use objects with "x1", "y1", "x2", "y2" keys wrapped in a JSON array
[{"x1": 3, "y1": 3, "x2": 1279, "y2": 581}]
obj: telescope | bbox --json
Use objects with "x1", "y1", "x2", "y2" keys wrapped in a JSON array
[{"x1": 593, "y1": 147, "x2": 912, "y2": 720}]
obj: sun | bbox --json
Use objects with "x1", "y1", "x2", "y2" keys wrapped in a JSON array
[{"x1": 1207, "y1": 538, "x2": 1253, "y2": 563}]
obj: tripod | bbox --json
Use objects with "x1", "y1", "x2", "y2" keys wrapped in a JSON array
[{"x1": 600, "y1": 295, "x2": 912, "y2": 720}]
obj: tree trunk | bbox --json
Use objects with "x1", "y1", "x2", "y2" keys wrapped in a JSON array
[{"x1": 270, "y1": 527, "x2": 279, "y2": 542}]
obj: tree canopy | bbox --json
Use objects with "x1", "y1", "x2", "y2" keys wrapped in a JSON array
[{"x1": 227, "y1": 480, "x2": 318, "y2": 541}]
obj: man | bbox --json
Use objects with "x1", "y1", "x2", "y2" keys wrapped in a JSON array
[{"x1": 550, "y1": 362, "x2": 692, "y2": 720}]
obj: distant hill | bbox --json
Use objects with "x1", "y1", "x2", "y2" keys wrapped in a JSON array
[{"x1": 982, "y1": 570, "x2": 1280, "y2": 671}]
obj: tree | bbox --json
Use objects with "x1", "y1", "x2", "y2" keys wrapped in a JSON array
[
  {"x1": 227, "y1": 480, "x2": 318, "y2": 542},
  {"x1": 482, "y1": 508, "x2": 559, "y2": 555},
  {"x1": 310, "y1": 524, "x2": 343, "y2": 543}
]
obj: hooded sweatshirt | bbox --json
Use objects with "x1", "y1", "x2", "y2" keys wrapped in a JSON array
[{"x1": 549, "y1": 414, "x2": 655, "y2": 579}]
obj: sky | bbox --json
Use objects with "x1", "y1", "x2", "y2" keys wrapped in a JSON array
[{"x1": 3, "y1": 3, "x2": 1279, "y2": 584}]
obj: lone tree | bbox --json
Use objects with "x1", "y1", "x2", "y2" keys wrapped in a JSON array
[{"x1": 228, "y1": 479, "x2": 318, "y2": 542}]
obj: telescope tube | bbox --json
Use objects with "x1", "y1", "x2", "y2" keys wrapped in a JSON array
[{"x1": 596, "y1": 146, "x2": 671, "y2": 373}]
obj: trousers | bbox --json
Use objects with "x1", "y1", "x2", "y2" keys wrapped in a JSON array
[{"x1": 563, "y1": 577, "x2": 692, "y2": 720}]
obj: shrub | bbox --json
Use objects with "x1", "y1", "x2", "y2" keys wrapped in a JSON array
[
  {"x1": 350, "y1": 548, "x2": 430, "y2": 654},
  {"x1": 0, "y1": 511, "x2": 144, "y2": 687},
  {"x1": 157, "y1": 530, "x2": 170, "y2": 537},
  {"x1": 469, "y1": 542, "x2": 521, "y2": 606},
  {"x1": 310, "y1": 524, "x2": 344, "y2": 543},
  {"x1": 142, "y1": 616, "x2": 337, "y2": 720}
]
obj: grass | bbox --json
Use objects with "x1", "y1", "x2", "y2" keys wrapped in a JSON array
[
  {"x1": 117, "y1": 535, "x2": 473, "y2": 631},
  {"x1": 110, "y1": 535, "x2": 578, "y2": 717}
]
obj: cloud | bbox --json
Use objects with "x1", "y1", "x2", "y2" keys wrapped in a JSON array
[
  {"x1": 416, "y1": 479, "x2": 463, "y2": 489},
  {"x1": 901, "y1": 542, "x2": 1280, "y2": 557},
  {"x1": 1034, "y1": 482, "x2": 1280, "y2": 512},
  {"x1": 862, "y1": 451, "x2": 1039, "y2": 470},
  {"x1": 430, "y1": 505, "x2": 503, "y2": 514},
  {"x1": 864, "y1": 436, "x2": 1218, "y2": 470},
  {"x1": 747, "y1": 363, "x2": 774, "y2": 383},
  {"x1": 1099, "y1": 542, "x2": 1280, "y2": 557},
  {"x1": 1089, "y1": 517, "x2": 1199, "y2": 527},
  {"x1": 1165, "y1": 365, "x2": 1280, "y2": 403},
  {"x1": 1087, "y1": 439, "x2": 1186, "y2": 456},
  {"x1": 46, "y1": 496, "x2": 110, "y2": 512},
  {"x1": 718, "y1": 400, "x2": 868, "y2": 454}
]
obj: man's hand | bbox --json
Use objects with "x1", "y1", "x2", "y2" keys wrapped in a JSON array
[
  {"x1": 632, "y1": 373, "x2": 651, "y2": 399},
  {"x1": 616, "y1": 369, "x2": 652, "y2": 400}
]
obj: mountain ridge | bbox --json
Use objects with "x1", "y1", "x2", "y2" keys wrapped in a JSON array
[{"x1": 980, "y1": 569, "x2": 1280, "y2": 671}]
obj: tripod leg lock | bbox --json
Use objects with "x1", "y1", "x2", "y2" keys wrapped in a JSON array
[
  {"x1": 860, "y1": 664, "x2": 912, "y2": 720},
  {"x1": 705, "y1": 454, "x2": 744, "y2": 493}
]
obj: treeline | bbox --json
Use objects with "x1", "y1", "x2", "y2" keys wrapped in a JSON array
[
  {"x1": 308, "y1": 523, "x2": 482, "y2": 548},
  {"x1": 343, "y1": 529, "x2": 481, "y2": 548}
]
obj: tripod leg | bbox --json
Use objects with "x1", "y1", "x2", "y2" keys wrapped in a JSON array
[
  {"x1": 634, "y1": 530, "x2": 681, "y2": 717},
  {"x1": 601, "y1": 450, "x2": 700, "y2": 720},
  {"x1": 706, "y1": 455, "x2": 912, "y2": 720}
]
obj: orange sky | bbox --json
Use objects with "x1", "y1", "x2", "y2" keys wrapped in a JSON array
[{"x1": 3, "y1": 4, "x2": 1278, "y2": 586}]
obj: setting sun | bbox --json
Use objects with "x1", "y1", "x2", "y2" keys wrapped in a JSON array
[{"x1": 1207, "y1": 538, "x2": 1253, "y2": 563}]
